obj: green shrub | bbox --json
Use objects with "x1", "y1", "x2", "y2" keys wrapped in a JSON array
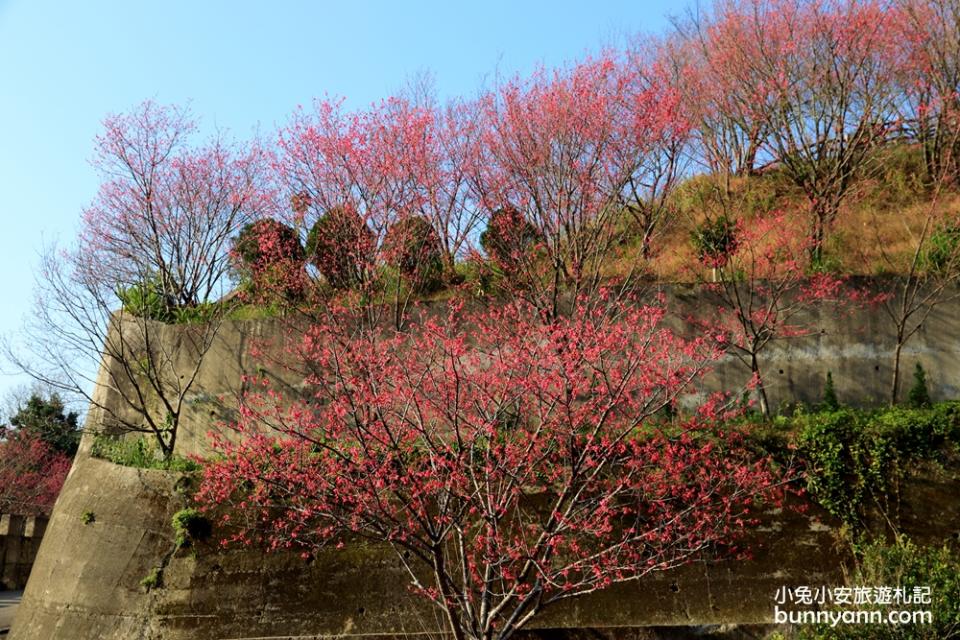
[
  {"x1": 908, "y1": 363, "x2": 932, "y2": 409},
  {"x1": 232, "y1": 218, "x2": 304, "y2": 269},
  {"x1": 140, "y1": 566, "x2": 162, "y2": 591},
  {"x1": 797, "y1": 409, "x2": 861, "y2": 525},
  {"x1": 479, "y1": 208, "x2": 542, "y2": 275},
  {"x1": 117, "y1": 274, "x2": 221, "y2": 324},
  {"x1": 924, "y1": 225, "x2": 960, "y2": 274},
  {"x1": 231, "y1": 218, "x2": 306, "y2": 300},
  {"x1": 306, "y1": 207, "x2": 374, "y2": 289},
  {"x1": 382, "y1": 216, "x2": 444, "y2": 293},
  {"x1": 796, "y1": 404, "x2": 959, "y2": 530},
  {"x1": 171, "y1": 508, "x2": 212, "y2": 548},
  {"x1": 821, "y1": 371, "x2": 840, "y2": 412},
  {"x1": 81, "y1": 511, "x2": 95, "y2": 525},
  {"x1": 797, "y1": 537, "x2": 960, "y2": 639},
  {"x1": 90, "y1": 435, "x2": 200, "y2": 472},
  {"x1": 691, "y1": 216, "x2": 739, "y2": 268},
  {"x1": 117, "y1": 274, "x2": 177, "y2": 322},
  {"x1": 455, "y1": 258, "x2": 497, "y2": 298}
]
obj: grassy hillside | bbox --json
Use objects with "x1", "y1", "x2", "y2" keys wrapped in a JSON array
[{"x1": 631, "y1": 144, "x2": 960, "y2": 282}]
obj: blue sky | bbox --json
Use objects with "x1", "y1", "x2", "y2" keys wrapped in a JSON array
[{"x1": 0, "y1": 0, "x2": 678, "y2": 408}]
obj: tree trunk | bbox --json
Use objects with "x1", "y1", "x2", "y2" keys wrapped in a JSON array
[
  {"x1": 433, "y1": 552, "x2": 467, "y2": 640},
  {"x1": 751, "y1": 353, "x2": 770, "y2": 417},
  {"x1": 809, "y1": 213, "x2": 825, "y2": 266},
  {"x1": 891, "y1": 339, "x2": 904, "y2": 406}
]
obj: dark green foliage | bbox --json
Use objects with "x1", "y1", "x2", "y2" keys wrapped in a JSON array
[
  {"x1": 690, "y1": 216, "x2": 739, "y2": 268},
  {"x1": 172, "y1": 508, "x2": 212, "y2": 548},
  {"x1": 116, "y1": 274, "x2": 177, "y2": 322},
  {"x1": 231, "y1": 218, "x2": 306, "y2": 302},
  {"x1": 382, "y1": 216, "x2": 444, "y2": 293},
  {"x1": 821, "y1": 371, "x2": 840, "y2": 412},
  {"x1": 795, "y1": 404, "x2": 960, "y2": 529},
  {"x1": 117, "y1": 274, "x2": 220, "y2": 324},
  {"x1": 9, "y1": 392, "x2": 81, "y2": 456},
  {"x1": 798, "y1": 537, "x2": 960, "y2": 640},
  {"x1": 479, "y1": 208, "x2": 542, "y2": 274},
  {"x1": 90, "y1": 435, "x2": 200, "y2": 472},
  {"x1": 456, "y1": 258, "x2": 496, "y2": 297},
  {"x1": 305, "y1": 207, "x2": 374, "y2": 289},
  {"x1": 232, "y1": 218, "x2": 304, "y2": 269},
  {"x1": 81, "y1": 511, "x2": 95, "y2": 525},
  {"x1": 908, "y1": 363, "x2": 932, "y2": 409}
]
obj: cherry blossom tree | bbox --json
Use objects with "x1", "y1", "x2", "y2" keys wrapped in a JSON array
[
  {"x1": 668, "y1": 3, "x2": 774, "y2": 183},
  {"x1": 277, "y1": 97, "x2": 435, "y2": 325},
  {"x1": 80, "y1": 101, "x2": 272, "y2": 307},
  {"x1": 692, "y1": 210, "x2": 845, "y2": 415},
  {"x1": 277, "y1": 97, "x2": 425, "y2": 266},
  {"x1": 858, "y1": 125, "x2": 960, "y2": 404},
  {"x1": 196, "y1": 298, "x2": 783, "y2": 640},
  {"x1": 405, "y1": 96, "x2": 486, "y2": 279},
  {"x1": 686, "y1": 0, "x2": 901, "y2": 264},
  {"x1": 0, "y1": 427, "x2": 72, "y2": 516},
  {"x1": 619, "y1": 43, "x2": 691, "y2": 259},
  {"x1": 474, "y1": 55, "x2": 685, "y2": 319},
  {"x1": 894, "y1": 0, "x2": 960, "y2": 185},
  {"x1": 6, "y1": 101, "x2": 272, "y2": 459}
]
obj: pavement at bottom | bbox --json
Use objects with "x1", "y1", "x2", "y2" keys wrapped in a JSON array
[{"x1": 0, "y1": 591, "x2": 23, "y2": 635}]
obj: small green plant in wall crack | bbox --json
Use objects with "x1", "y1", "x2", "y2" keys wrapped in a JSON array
[
  {"x1": 171, "y1": 508, "x2": 212, "y2": 549},
  {"x1": 140, "y1": 566, "x2": 163, "y2": 591}
]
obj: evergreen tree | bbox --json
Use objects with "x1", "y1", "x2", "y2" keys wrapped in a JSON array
[
  {"x1": 907, "y1": 363, "x2": 931, "y2": 408},
  {"x1": 821, "y1": 371, "x2": 839, "y2": 411},
  {"x1": 10, "y1": 393, "x2": 81, "y2": 457}
]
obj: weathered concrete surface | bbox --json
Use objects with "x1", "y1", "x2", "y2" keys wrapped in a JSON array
[
  {"x1": 11, "y1": 280, "x2": 960, "y2": 638},
  {"x1": 0, "y1": 516, "x2": 46, "y2": 591},
  {"x1": 9, "y1": 452, "x2": 852, "y2": 640},
  {"x1": 77, "y1": 281, "x2": 960, "y2": 458}
]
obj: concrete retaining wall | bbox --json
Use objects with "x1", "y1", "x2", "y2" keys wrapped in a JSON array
[
  {"x1": 78, "y1": 281, "x2": 960, "y2": 459},
  {"x1": 10, "y1": 455, "x2": 849, "y2": 640},
  {"x1": 0, "y1": 514, "x2": 47, "y2": 591},
  {"x1": 10, "y1": 280, "x2": 960, "y2": 638}
]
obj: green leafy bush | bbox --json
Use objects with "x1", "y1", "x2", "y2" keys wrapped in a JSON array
[
  {"x1": 924, "y1": 225, "x2": 960, "y2": 274},
  {"x1": 117, "y1": 274, "x2": 177, "y2": 322},
  {"x1": 81, "y1": 511, "x2": 95, "y2": 525},
  {"x1": 382, "y1": 216, "x2": 444, "y2": 293},
  {"x1": 231, "y1": 218, "x2": 306, "y2": 301},
  {"x1": 90, "y1": 435, "x2": 199, "y2": 472},
  {"x1": 691, "y1": 216, "x2": 739, "y2": 268},
  {"x1": 117, "y1": 274, "x2": 221, "y2": 324},
  {"x1": 798, "y1": 537, "x2": 960, "y2": 640},
  {"x1": 140, "y1": 566, "x2": 162, "y2": 591},
  {"x1": 171, "y1": 508, "x2": 212, "y2": 548},
  {"x1": 479, "y1": 208, "x2": 542, "y2": 275},
  {"x1": 796, "y1": 405, "x2": 959, "y2": 529},
  {"x1": 232, "y1": 218, "x2": 304, "y2": 269},
  {"x1": 306, "y1": 207, "x2": 374, "y2": 289}
]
